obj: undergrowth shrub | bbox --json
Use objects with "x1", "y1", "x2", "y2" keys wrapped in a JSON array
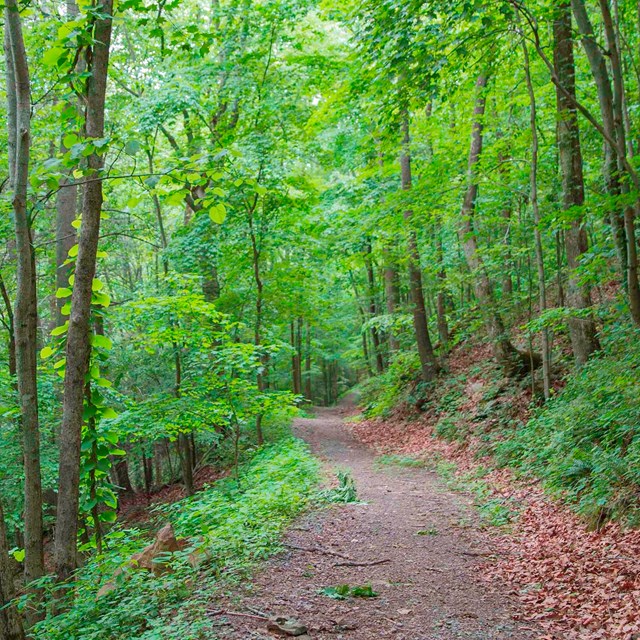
[
  {"x1": 358, "y1": 352, "x2": 423, "y2": 417},
  {"x1": 32, "y1": 438, "x2": 319, "y2": 640},
  {"x1": 496, "y1": 324, "x2": 640, "y2": 526}
]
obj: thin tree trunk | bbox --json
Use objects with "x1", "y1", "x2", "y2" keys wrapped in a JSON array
[
  {"x1": 153, "y1": 441, "x2": 163, "y2": 487},
  {"x1": 365, "y1": 238, "x2": 384, "y2": 373},
  {"x1": 0, "y1": 276, "x2": 16, "y2": 378},
  {"x1": 553, "y1": 4, "x2": 600, "y2": 365},
  {"x1": 291, "y1": 321, "x2": 300, "y2": 394},
  {"x1": 55, "y1": 0, "x2": 113, "y2": 583},
  {"x1": 349, "y1": 271, "x2": 373, "y2": 375},
  {"x1": 0, "y1": 498, "x2": 24, "y2": 640},
  {"x1": 247, "y1": 196, "x2": 265, "y2": 445},
  {"x1": 54, "y1": 3, "x2": 81, "y2": 327},
  {"x1": 521, "y1": 20, "x2": 552, "y2": 399},
  {"x1": 4, "y1": 0, "x2": 45, "y2": 587},
  {"x1": 435, "y1": 234, "x2": 450, "y2": 348},
  {"x1": 382, "y1": 246, "x2": 400, "y2": 353},
  {"x1": 457, "y1": 73, "x2": 526, "y2": 375},
  {"x1": 175, "y1": 348, "x2": 194, "y2": 496},
  {"x1": 571, "y1": 0, "x2": 640, "y2": 323},
  {"x1": 400, "y1": 110, "x2": 438, "y2": 382},
  {"x1": 296, "y1": 317, "x2": 303, "y2": 392},
  {"x1": 304, "y1": 321, "x2": 312, "y2": 401}
]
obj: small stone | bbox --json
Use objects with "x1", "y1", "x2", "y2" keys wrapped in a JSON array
[{"x1": 267, "y1": 617, "x2": 309, "y2": 637}]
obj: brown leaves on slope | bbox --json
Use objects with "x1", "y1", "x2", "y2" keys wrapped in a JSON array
[
  {"x1": 351, "y1": 387, "x2": 640, "y2": 639},
  {"x1": 487, "y1": 471, "x2": 640, "y2": 640}
]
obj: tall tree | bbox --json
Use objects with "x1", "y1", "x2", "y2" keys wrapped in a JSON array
[
  {"x1": 3, "y1": 0, "x2": 45, "y2": 587},
  {"x1": 55, "y1": 0, "x2": 114, "y2": 582},
  {"x1": 552, "y1": 3, "x2": 600, "y2": 365},
  {"x1": 457, "y1": 73, "x2": 525, "y2": 375},
  {"x1": 401, "y1": 111, "x2": 438, "y2": 382},
  {"x1": 520, "y1": 16, "x2": 552, "y2": 398}
]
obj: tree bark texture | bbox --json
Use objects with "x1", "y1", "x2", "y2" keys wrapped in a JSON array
[
  {"x1": 55, "y1": 0, "x2": 114, "y2": 582},
  {"x1": 457, "y1": 73, "x2": 526, "y2": 375},
  {"x1": 4, "y1": 0, "x2": 45, "y2": 586},
  {"x1": 400, "y1": 111, "x2": 438, "y2": 383},
  {"x1": 553, "y1": 4, "x2": 601, "y2": 365}
]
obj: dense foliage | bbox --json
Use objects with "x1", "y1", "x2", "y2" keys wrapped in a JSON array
[
  {"x1": 32, "y1": 438, "x2": 319, "y2": 639},
  {"x1": 2, "y1": 0, "x2": 640, "y2": 635}
]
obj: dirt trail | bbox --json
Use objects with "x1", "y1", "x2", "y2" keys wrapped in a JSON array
[{"x1": 216, "y1": 400, "x2": 538, "y2": 639}]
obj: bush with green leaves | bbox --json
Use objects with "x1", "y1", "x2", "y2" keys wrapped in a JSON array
[
  {"x1": 496, "y1": 324, "x2": 640, "y2": 526},
  {"x1": 31, "y1": 438, "x2": 319, "y2": 640},
  {"x1": 359, "y1": 351, "x2": 423, "y2": 417}
]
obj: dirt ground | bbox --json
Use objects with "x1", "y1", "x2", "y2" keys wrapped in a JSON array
[{"x1": 214, "y1": 401, "x2": 540, "y2": 640}]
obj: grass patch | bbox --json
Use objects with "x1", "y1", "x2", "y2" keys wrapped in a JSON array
[
  {"x1": 319, "y1": 584, "x2": 378, "y2": 600},
  {"x1": 33, "y1": 438, "x2": 320, "y2": 640},
  {"x1": 496, "y1": 323, "x2": 640, "y2": 527},
  {"x1": 375, "y1": 454, "x2": 427, "y2": 469}
]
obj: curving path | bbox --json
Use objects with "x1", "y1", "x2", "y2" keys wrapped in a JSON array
[{"x1": 216, "y1": 400, "x2": 538, "y2": 639}]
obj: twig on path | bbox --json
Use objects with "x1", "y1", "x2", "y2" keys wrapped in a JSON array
[
  {"x1": 207, "y1": 609, "x2": 269, "y2": 621},
  {"x1": 245, "y1": 605, "x2": 271, "y2": 618},
  {"x1": 334, "y1": 558, "x2": 391, "y2": 567},
  {"x1": 284, "y1": 542, "x2": 353, "y2": 561}
]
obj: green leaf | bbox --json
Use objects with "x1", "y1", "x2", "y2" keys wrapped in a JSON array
[
  {"x1": 99, "y1": 510, "x2": 117, "y2": 523},
  {"x1": 63, "y1": 133, "x2": 79, "y2": 149},
  {"x1": 40, "y1": 346, "x2": 55, "y2": 359},
  {"x1": 125, "y1": 139, "x2": 141, "y2": 155},
  {"x1": 51, "y1": 323, "x2": 68, "y2": 336},
  {"x1": 56, "y1": 287, "x2": 73, "y2": 298},
  {"x1": 11, "y1": 548, "x2": 25, "y2": 563},
  {"x1": 92, "y1": 292, "x2": 111, "y2": 307},
  {"x1": 92, "y1": 334, "x2": 113, "y2": 350},
  {"x1": 208, "y1": 202, "x2": 227, "y2": 224},
  {"x1": 42, "y1": 47, "x2": 65, "y2": 67}
]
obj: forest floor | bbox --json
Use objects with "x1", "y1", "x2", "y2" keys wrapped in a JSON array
[{"x1": 212, "y1": 398, "x2": 539, "y2": 640}]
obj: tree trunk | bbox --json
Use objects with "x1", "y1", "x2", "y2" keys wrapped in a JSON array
[
  {"x1": 400, "y1": 111, "x2": 438, "y2": 383},
  {"x1": 0, "y1": 498, "x2": 24, "y2": 640},
  {"x1": 153, "y1": 441, "x2": 163, "y2": 487},
  {"x1": 304, "y1": 321, "x2": 312, "y2": 401},
  {"x1": 365, "y1": 238, "x2": 384, "y2": 373},
  {"x1": 0, "y1": 276, "x2": 17, "y2": 377},
  {"x1": 55, "y1": 0, "x2": 113, "y2": 583},
  {"x1": 570, "y1": 0, "x2": 640, "y2": 325},
  {"x1": 296, "y1": 317, "x2": 303, "y2": 393},
  {"x1": 290, "y1": 321, "x2": 300, "y2": 394},
  {"x1": 553, "y1": 4, "x2": 600, "y2": 365},
  {"x1": 4, "y1": 0, "x2": 45, "y2": 587},
  {"x1": 457, "y1": 73, "x2": 526, "y2": 375},
  {"x1": 521, "y1": 21, "x2": 552, "y2": 399},
  {"x1": 435, "y1": 234, "x2": 450, "y2": 348},
  {"x1": 248, "y1": 197, "x2": 265, "y2": 445},
  {"x1": 383, "y1": 246, "x2": 400, "y2": 353},
  {"x1": 55, "y1": 0, "x2": 81, "y2": 327},
  {"x1": 113, "y1": 456, "x2": 133, "y2": 493}
]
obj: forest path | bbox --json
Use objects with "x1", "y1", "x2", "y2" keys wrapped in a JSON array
[{"x1": 216, "y1": 399, "x2": 538, "y2": 640}]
